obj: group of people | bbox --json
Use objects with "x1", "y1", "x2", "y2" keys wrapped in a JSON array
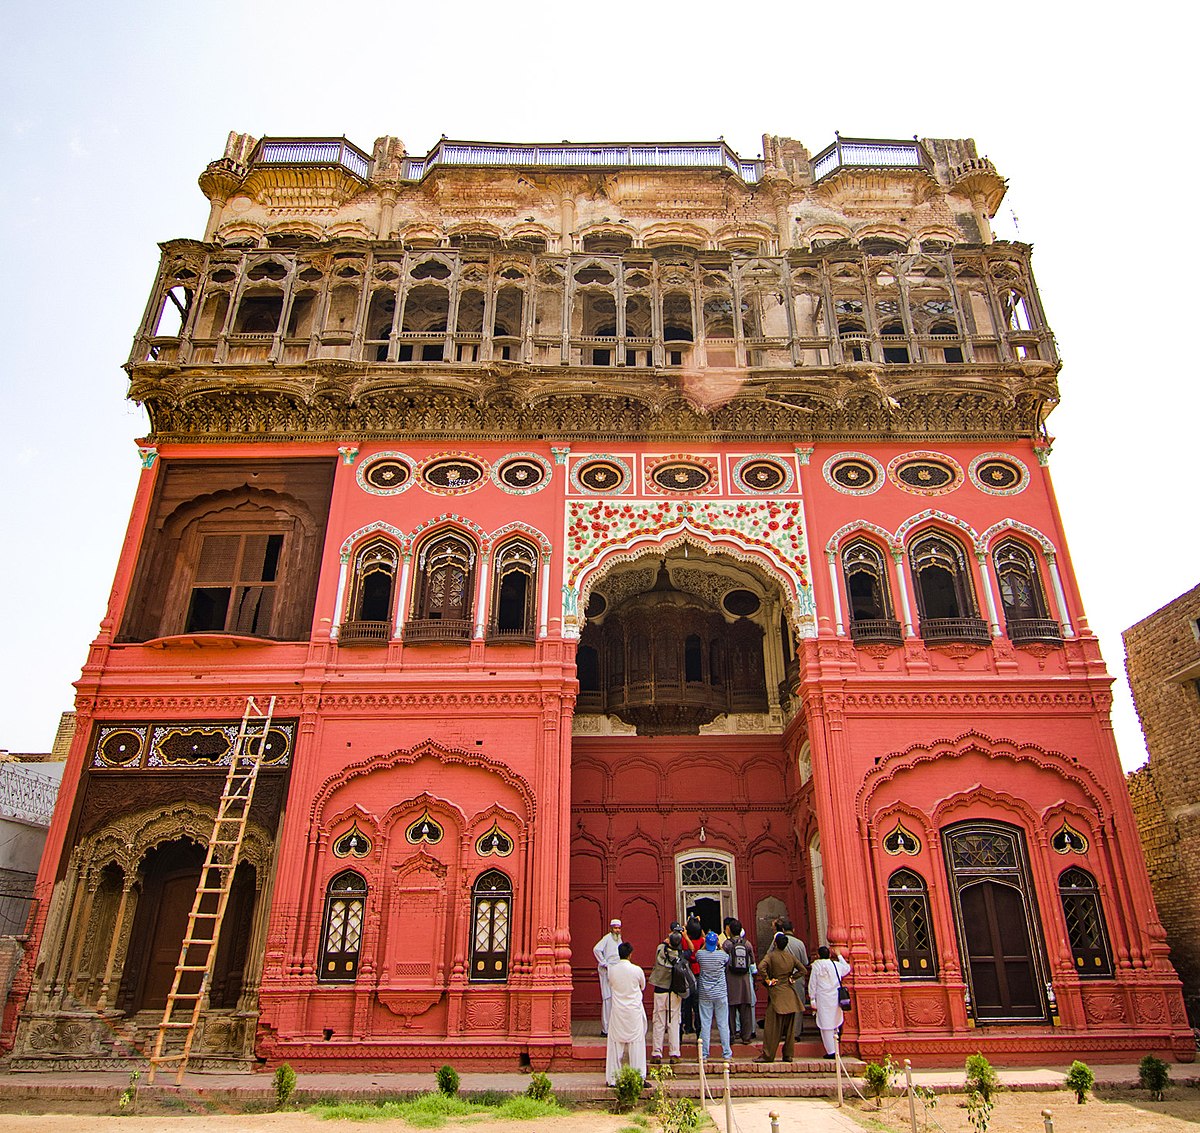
[{"x1": 593, "y1": 916, "x2": 851, "y2": 1085}]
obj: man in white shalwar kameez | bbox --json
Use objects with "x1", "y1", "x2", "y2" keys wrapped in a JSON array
[
  {"x1": 605, "y1": 941, "x2": 648, "y2": 1086},
  {"x1": 593, "y1": 918, "x2": 623, "y2": 1034},
  {"x1": 807, "y1": 945, "x2": 851, "y2": 1058}
]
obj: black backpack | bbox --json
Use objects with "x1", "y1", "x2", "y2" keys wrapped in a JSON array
[
  {"x1": 730, "y1": 941, "x2": 750, "y2": 974},
  {"x1": 671, "y1": 954, "x2": 694, "y2": 995}
]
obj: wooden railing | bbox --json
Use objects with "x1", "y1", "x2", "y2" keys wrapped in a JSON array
[
  {"x1": 919, "y1": 617, "x2": 991, "y2": 646},
  {"x1": 338, "y1": 620, "x2": 391, "y2": 645},
  {"x1": 1007, "y1": 618, "x2": 1063, "y2": 645},
  {"x1": 403, "y1": 618, "x2": 472, "y2": 642},
  {"x1": 850, "y1": 618, "x2": 904, "y2": 645}
]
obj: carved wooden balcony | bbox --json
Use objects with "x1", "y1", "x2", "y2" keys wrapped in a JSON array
[
  {"x1": 486, "y1": 625, "x2": 536, "y2": 644},
  {"x1": 850, "y1": 618, "x2": 904, "y2": 645},
  {"x1": 403, "y1": 618, "x2": 472, "y2": 642},
  {"x1": 338, "y1": 619, "x2": 391, "y2": 646},
  {"x1": 919, "y1": 617, "x2": 991, "y2": 646},
  {"x1": 1007, "y1": 618, "x2": 1063, "y2": 645}
]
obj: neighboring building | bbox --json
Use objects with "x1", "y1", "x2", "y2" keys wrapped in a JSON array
[
  {"x1": 1127, "y1": 585, "x2": 1200, "y2": 1023},
  {"x1": 0, "y1": 714, "x2": 72, "y2": 1009},
  {"x1": 3, "y1": 130, "x2": 1190, "y2": 1070}
]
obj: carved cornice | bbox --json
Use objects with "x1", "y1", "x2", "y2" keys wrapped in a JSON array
[
  {"x1": 130, "y1": 365, "x2": 1059, "y2": 443},
  {"x1": 841, "y1": 691, "x2": 1098, "y2": 711}
]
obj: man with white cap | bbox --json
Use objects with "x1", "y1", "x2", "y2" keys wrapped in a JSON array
[
  {"x1": 605, "y1": 941, "x2": 648, "y2": 1085},
  {"x1": 592, "y1": 918, "x2": 622, "y2": 1035}
]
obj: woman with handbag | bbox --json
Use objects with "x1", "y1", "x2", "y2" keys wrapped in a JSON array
[{"x1": 806, "y1": 945, "x2": 851, "y2": 1059}]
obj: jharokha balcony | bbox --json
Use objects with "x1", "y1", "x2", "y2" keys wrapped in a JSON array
[
  {"x1": 919, "y1": 617, "x2": 991, "y2": 646},
  {"x1": 337, "y1": 619, "x2": 392, "y2": 646},
  {"x1": 849, "y1": 618, "x2": 904, "y2": 645},
  {"x1": 1007, "y1": 617, "x2": 1063, "y2": 645},
  {"x1": 403, "y1": 618, "x2": 473, "y2": 643}
]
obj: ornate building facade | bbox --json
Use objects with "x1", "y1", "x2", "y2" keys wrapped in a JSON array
[{"x1": 4, "y1": 130, "x2": 1190, "y2": 1069}]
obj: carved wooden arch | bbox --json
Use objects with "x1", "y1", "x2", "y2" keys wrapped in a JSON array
[
  {"x1": 802, "y1": 224, "x2": 852, "y2": 246},
  {"x1": 157, "y1": 485, "x2": 318, "y2": 545},
  {"x1": 216, "y1": 220, "x2": 266, "y2": 244},
  {"x1": 339, "y1": 521, "x2": 407, "y2": 559},
  {"x1": 78, "y1": 802, "x2": 274, "y2": 880},
  {"x1": 380, "y1": 790, "x2": 468, "y2": 840},
  {"x1": 265, "y1": 218, "x2": 325, "y2": 241},
  {"x1": 327, "y1": 220, "x2": 371, "y2": 240},
  {"x1": 575, "y1": 531, "x2": 809, "y2": 634},
  {"x1": 446, "y1": 220, "x2": 504, "y2": 242},
  {"x1": 855, "y1": 223, "x2": 911, "y2": 247},
  {"x1": 893, "y1": 509, "x2": 980, "y2": 551},
  {"x1": 409, "y1": 512, "x2": 490, "y2": 551},
  {"x1": 398, "y1": 223, "x2": 446, "y2": 246},
  {"x1": 857, "y1": 730, "x2": 1113, "y2": 820},
  {"x1": 489, "y1": 521, "x2": 552, "y2": 556},
  {"x1": 642, "y1": 221, "x2": 711, "y2": 249},
  {"x1": 310, "y1": 737, "x2": 535, "y2": 828},
  {"x1": 978, "y1": 518, "x2": 1057, "y2": 557},
  {"x1": 826, "y1": 520, "x2": 896, "y2": 555}
]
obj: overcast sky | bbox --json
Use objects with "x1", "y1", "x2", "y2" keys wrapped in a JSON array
[{"x1": 1, "y1": 2, "x2": 1194, "y2": 768}]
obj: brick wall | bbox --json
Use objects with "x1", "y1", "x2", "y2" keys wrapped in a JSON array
[{"x1": 1125, "y1": 583, "x2": 1200, "y2": 1021}]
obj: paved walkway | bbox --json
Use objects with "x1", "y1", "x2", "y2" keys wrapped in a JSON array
[{"x1": 706, "y1": 1098, "x2": 863, "y2": 1133}]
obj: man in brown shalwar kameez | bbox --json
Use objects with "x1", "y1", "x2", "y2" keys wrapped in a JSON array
[{"x1": 754, "y1": 932, "x2": 807, "y2": 1062}]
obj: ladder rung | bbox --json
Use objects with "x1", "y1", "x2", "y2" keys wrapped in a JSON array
[{"x1": 176, "y1": 964, "x2": 210, "y2": 972}]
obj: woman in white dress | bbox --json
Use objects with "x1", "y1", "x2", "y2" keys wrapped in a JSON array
[{"x1": 806, "y1": 944, "x2": 851, "y2": 1058}]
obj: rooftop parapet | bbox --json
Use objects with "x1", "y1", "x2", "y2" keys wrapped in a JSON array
[{"x1": 810, "y1": 135, "x2": 933, "y2": 182}]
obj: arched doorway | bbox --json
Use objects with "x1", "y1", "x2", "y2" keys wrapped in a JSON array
[
  {"x1": 943, "y1": 821, "x2": 1048, "y2": 1023},
  {"x1": 118, "y1": 838, "x2": 256, "y2": 1014},
  {"x1": 569, "y1": 547, "x2": 808, "y2": 1020}
]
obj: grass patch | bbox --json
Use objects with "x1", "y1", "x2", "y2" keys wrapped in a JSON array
[{"x1": 311, "y1": 1090, "x2": 569, "y2": 1126}]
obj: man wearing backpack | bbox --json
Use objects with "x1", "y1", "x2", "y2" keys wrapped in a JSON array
[
  {"x1": 648, "y1": 926, "x2": 694, "y2": 1064},
  {"x1": 723, "y1": 918, "x2": 756, "y2": 1044}
]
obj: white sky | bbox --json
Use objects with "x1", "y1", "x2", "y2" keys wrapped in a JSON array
[{"x1": 1, "y1": 2, "x2": 1195, "y2": 768}]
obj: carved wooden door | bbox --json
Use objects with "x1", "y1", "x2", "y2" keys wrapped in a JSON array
[
  {"x1": 960, "y1": 880, "x2": 1043, "y2": 1020},
  {"x1": 139, "y1": 870, "x2": 200, "y2": 1011}
]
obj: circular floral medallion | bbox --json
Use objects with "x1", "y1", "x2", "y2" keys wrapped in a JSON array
[
  {"x1": 649, "y1": 461, "x2": 714, "y2": 493},
  {"x1": 823, "y1": 452, "x2": 884, "y2": 495},
  {"x1": 419, "y1": 454, "x2": 487, "y2": 494},
  {"x1": 357, "y1": 452, "x2": 415, "y2": 496},
  {"x1": 969, "y1": 453, "x2": 1028, "y2": 496},
  {"x1": 722, "y1": 589, "x2": 762, "y2": 617},
  {"x1": 572, "y1": 456, "x2": 631, "y2": 494},
  {"x1": 734, "y1": 456, "x2": 792, "y2": 494},
  {"x1": 888, "y1": 452, "x2": 963, "y2": 495},
  {"x1": 492, "y1": 453, "x2": 552, "y2": 495},
  {"x1": 98, "y1": 728, "x2": 143, "y2": 767}
]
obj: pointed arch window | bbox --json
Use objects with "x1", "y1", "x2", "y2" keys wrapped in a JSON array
[
  {"x1": 340, "y1": 538, "x2": 399, "y2": 645},
  {"x1": 888, "y1": 869, "x2": 937, "y2": 979},
  {"x1": 407, "y1": 531, "x2": 476, "y2": 641},
  {"x1": 471, "y1": 870, "x2": 512, "y2": 982},
  {"x1": 319, "y1": 870, "x2": 367, "y2": 983},
  {"x1": 909, "y1": 531, "x2": 989, "y2": 645},
  {"x1": 993, "y1": 540, "x2": 1061, "y2": 644},
  {"x1": 489, "y1": 539, "x2": 538, "y2": 641},
  {"x1": 842, "y1": 539, "x2": 901, "y2": 645},
  {"x1": 1059, "y1": 867, "x2": 1113, "y2": 978}
]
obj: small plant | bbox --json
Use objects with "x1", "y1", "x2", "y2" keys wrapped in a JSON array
[
  {"x1": 1139, "y1": 1054, "x2": 1170, "y2": 1101},
  {"x1": 964, "y1": 1052, "x2": 998, "y2": 1103},
  {"x1": 436, "y1": 1063, "x2": 461, "y2": 1096},
  {"x1": 1065, "y1": 1059, "x2": 1094, "y2": 1104},
  {"x1": 526, "y1": 1071, "x2": 554, "y2": 1101},
  {"x1": 863, "y1": 1056, "x2": 896, "y2": 1107},
  {"x1": 272, "y1": 1062, "x2": 296, "y2": 1110},
  {"x1": 659, "y1": 1096, "x2": 698, "y2": 1133},
  {"x1": 965, "y1": 1091, "x2": 993, "y2": 1133},
  {"x1": 613, "y1": 1064, "x2": 645, "y2": 1113},
  {"x1": 117, "y1": 1069, "x2": 140, "y2": 1112}
]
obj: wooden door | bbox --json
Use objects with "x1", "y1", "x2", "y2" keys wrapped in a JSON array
[
  {"x1": 139, "y1": 869, "x2": 201, "y2": 1011},
  {"x1": 960, "y1": 880, "x2": 1044, "y2": 1020}
]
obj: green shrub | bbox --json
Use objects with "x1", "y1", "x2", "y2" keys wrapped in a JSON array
[
  {"x1": 863, "y1": 1057, "x2": 895, "y2": 1106},
  {"x1": 1065, "y1": 1060, "x2": 1094, "y2": 1104},
  {"x1": 613, "y1": 1065, "x2": 645, "y2": 1112},
  {"x1": 272, "y1": 1063, "x2": 296, "y2": 1110},
  {"x1": 118, "y1": 1069, "x2": 141, "y2": 1113},
  {"x1": 1139, "y1": 1054, "x2": 1170, "y2": 1101},
  {"x1": 964, "y1": 1053, "x2": 998, "y2": 1103},
  {"x1": 435, "y1": 1064, "x2": 460, "y2": 1097},
  {"x1": 525, "y1": 1071, "x2": 553, "y2": 1102},
  {"x1": 965, "y1": 1092, "x2": 993, "y2": 1133}
]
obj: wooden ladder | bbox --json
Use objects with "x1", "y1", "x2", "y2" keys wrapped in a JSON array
[{"x1": 147, "y1": 695, "x2": 275, "y2": 1084}]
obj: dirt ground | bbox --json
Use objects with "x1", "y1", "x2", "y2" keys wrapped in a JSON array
[
  {"x1": 0, "y1": 1111, "x2": 638, "y2": 1133},
  {"x1": 843, "y1": 1088, "x2": 1200, "y2": 1132}
]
